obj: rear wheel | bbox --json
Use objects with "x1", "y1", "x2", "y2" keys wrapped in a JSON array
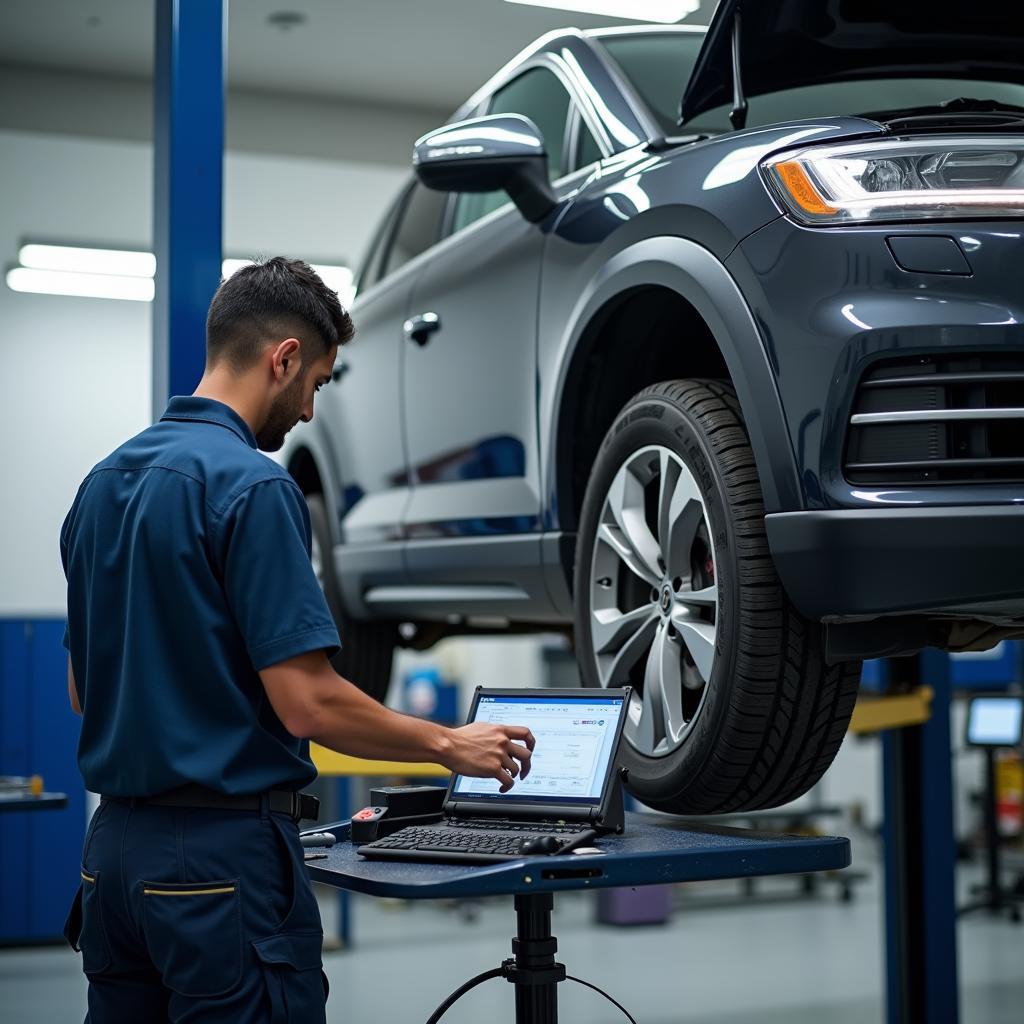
[
  {"x1": 573, "y1": 380, "x2": 860, "y2": 813},
  {"x1": 306, "y1": 495, "x2": 396, "y2": 702}
]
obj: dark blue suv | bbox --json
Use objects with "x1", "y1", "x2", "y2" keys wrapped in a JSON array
[{"x1": 283, "y1": 2, "x2": 1024, "y2": 813}]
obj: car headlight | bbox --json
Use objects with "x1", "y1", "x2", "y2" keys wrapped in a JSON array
[{"x1": 762, "y1": 137, "x2": 1024, "y2": 225}]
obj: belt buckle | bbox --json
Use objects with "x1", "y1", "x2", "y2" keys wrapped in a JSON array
[{"x1": 298, "y1": 793, "x2": 320, "y2": 822}]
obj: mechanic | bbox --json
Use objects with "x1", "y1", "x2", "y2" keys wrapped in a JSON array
[{"x1": 59, "y1": 257, "x2": 535, "y2": 1023}]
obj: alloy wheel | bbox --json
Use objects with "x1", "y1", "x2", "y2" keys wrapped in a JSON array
[{"x1": 588, "y1": 445, "x2": 718, "y2": 757}]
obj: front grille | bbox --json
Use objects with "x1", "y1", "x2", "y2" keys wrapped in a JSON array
[{"x1": 844, "y1": 353, "x2": 1024, "y2": 485}]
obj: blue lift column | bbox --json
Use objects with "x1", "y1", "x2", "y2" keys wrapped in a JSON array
[
  {"x1": 882, "y1": 649, "x2": 959, "y2": 1023},
  {"x1": 152, "y1": 0, "x2": 226, "y2": 415}
]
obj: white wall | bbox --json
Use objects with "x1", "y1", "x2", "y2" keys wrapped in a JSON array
[
  {"x1": 0, "y1": 127, "x2": 406, "y2": 616},
  {"x1": 0, "y1": 64, "x2": 448, "y2": 167}
]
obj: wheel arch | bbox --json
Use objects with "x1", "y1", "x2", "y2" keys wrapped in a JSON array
[
  {"x1": 548, "y1": 236, "x2": 801, "y2": 531},
  {"x1": 282, "y1": 436, "x2": 343, "y2": 542}
]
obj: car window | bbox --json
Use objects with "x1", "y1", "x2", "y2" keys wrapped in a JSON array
[
  {"x1": 452, "y1": 66, "x2": 572, "y2": 233},
  {"x1": 379, "y1": 182, "x2": 447, "y2": 281},
  {"x1": 601, "y1": 32, "x2": 1024, "y2": 134},
  {"x1": 355, "y1": 193, "x2": 404, "y2": 294},
  {"x1": 576, "y1": 116, "x2": 603, "y2": 170},
  {"x1": 599, "y1": 33, "x2": 718, "y2": 134}
]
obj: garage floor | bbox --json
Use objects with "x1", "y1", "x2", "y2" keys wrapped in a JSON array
[{"x1": 2, "y1": 851, "x2": 1021, "y2": 1023}]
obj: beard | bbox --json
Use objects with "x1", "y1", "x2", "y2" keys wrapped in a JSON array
[{"x1": 256, "y1": 371, "x2": 306, "y2": 452}]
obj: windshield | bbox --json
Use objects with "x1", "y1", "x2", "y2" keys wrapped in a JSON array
[{"x1": 600, "y1": 32, "x2": 1024, "y2": 135}]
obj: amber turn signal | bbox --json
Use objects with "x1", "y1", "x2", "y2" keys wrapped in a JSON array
[{"x1": 774, "y1": 161, "x2": 839, "y2": 216}]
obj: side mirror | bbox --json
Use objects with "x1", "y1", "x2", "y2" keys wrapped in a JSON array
[{"x1": 413, "y1": 114, "x2": 557, "y2": 224}]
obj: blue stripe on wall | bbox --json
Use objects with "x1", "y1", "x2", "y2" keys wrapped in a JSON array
[{"x1": 0, "y1": 619, "x2": 85, "y2": 943}]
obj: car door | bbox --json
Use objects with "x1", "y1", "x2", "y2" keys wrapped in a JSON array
[
  {"x1": 321, "y1": 181, "x2": 447, "y2": 609},
  {"x1": 400, "y1": 63, "x2": 584, "y2": 607}
]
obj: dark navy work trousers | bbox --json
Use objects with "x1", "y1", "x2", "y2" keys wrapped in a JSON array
[{"x1": 63, "y1": 797, "x2": 328, "y2": 1023}]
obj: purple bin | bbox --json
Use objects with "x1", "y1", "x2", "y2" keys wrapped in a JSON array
[{"x1": 596, "y1": 885, "x2": 673, "y2": 926}]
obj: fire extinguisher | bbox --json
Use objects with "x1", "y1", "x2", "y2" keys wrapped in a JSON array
[{"x1": 995, "y1": 751, "x2": 1024, "y2": 837}]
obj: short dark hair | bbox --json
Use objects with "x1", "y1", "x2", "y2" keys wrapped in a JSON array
[{"x1": 205, "y1": 256, "x2": 354, "y2": 371}]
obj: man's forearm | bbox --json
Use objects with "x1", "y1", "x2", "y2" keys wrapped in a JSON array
[
  {"x1": 308, "y1": 677, "x2": 453, "y2": 764},
  {"x1": 261, "y1": 651, "x2": 533, "y2": 786},
  {"x1": 68, "y1": 659, "x2": 82, "y2": 715}
]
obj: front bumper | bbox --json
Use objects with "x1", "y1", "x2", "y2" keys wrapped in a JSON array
[
  {"x1": 766, "y1": 506, "x2": 1024, "y2": 621},
  {"x1": 729, "y1": 218, "x2": 1024, "y2": 512}
]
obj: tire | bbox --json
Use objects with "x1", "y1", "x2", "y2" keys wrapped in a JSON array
[
  {"x1": 573, "y1": 380, "x2": 860, "y2": 814},
  {"x1": 306, "y1": 495, "x2": 396, "y2": 702}
]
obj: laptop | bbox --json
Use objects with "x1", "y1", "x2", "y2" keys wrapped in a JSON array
[{"x1": 357, "y1": 686, "x2": 631, "y2": 865}]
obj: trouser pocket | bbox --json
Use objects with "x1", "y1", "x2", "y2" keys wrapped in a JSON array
[
  {"x1": 63, "y1": 869, "x2": 112, "y2": 975},
  {"x1": 140, "y1": 879, "x2": 243, "y2": 998},
  {"x1": 252, "y1": 932, "x2": 327, "y2": 1024}
]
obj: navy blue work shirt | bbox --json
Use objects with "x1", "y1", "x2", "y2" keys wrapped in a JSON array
[{"x1": 60, "y1": 396, "x2": 341, "y2": 797}]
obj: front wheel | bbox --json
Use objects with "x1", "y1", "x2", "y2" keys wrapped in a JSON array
[{"x1": 573, "y1": 380, "x2": 859, "y2": 814}]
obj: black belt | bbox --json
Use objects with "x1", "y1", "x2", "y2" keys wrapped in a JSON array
[{"x1": 101, "y1": 784, "x2": 320, "y2": 823}]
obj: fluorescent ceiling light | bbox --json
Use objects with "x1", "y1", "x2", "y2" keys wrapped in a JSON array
[
  {"x1": 7, "y1": 245, "x2": 352, "y2": 304},
  {"x1": 7, "y1": 267, "x2": 155, "y2": 302},
  {"x1": 19, "y1": 243, "x2": 155, "y2": 278},
  {"x1": 504, "y1": 0, "x2": 700, "y2": 23}
]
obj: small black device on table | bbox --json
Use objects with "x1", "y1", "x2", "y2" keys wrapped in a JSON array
[
  {"x1": 357, "y1": 686, "x2": 630, "y2": 865},
  {"x1": 349, "y1": 784, "x2": 448, "y2": 843}
]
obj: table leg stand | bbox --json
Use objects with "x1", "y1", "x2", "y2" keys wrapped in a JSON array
[
  {"x1": 425, "y1": 892, "x2": 635, "y2": 1024},
  {"x1": 507, "y1": 894, "x2": 565, "y2": 1023}
]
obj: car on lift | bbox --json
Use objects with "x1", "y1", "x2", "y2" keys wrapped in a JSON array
[{"x1": 284, "y1": 1, "x2": 1024, "y2": 814}]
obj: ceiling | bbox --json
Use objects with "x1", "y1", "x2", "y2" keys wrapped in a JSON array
[{"x1": 0, "y1": 0, "x2": 713, "y2": 113}]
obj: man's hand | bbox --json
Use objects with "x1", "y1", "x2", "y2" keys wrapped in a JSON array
[{"x1": 443, "y1": 723, "x2": 536, "y2": 793}]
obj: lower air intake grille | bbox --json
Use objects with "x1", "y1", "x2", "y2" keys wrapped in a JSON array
[{"x1": 844, "y1": 353, "x2": 1024, "y2": 485}]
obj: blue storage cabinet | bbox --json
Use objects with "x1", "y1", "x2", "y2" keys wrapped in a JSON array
[{"x1": 0, "y1": 620, "x2": 85, "y2": 943}]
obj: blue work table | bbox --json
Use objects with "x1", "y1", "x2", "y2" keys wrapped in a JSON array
[
  {"x1": 0, "y1": 792, "x2": 67, "y2": 813},
  {"x1": 305, "y1": 813, "x2": 851, "y2": 1023}
]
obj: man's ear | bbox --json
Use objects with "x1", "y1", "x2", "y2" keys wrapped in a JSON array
[{"x1": 270, "y1": 337, "x2": 302, "y2": 383}]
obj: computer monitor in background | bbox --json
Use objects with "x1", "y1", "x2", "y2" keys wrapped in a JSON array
[{"x1": 965, "y1": 695, "x2": 1024, "y2": 748}]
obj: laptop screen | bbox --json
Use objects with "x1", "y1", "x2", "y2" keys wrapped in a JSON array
[{"x1": 451, "y1": 691, "x2": 627, "y2": 807}]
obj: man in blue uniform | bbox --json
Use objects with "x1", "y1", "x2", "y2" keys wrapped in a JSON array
[{"x1": 60, "y1": 258, "x2": 535, "y2": 1022}]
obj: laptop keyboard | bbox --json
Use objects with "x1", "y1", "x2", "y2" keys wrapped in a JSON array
[{"x1": 358, "y1": 821, "x2": 596, "y2": 864}]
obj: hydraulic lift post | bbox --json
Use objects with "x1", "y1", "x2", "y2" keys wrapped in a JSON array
[
  {"x1": 882, "y1": 649, "x2": 959, "y2": 1024},
  {"x1": 153, "y1": 0, "x2": 225, "y2": 415}
]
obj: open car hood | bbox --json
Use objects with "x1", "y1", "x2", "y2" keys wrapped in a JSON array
[{"x1": 679, "y1": 1, "x2": 1024, "y2": 127}]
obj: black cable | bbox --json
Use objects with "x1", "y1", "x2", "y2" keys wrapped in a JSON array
[
  {"x1": 424, "y1": 967, "x2": 504, "y2": 1024},
  {"x1": 424, "y1": 965, "x2": 638, "y2": 1023},
  {"x1": 566, "y1": 974, "x2": 639, "y2": 1024}
]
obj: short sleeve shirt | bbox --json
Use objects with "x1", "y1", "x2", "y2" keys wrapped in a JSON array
[{"x1": 60, "y1": 396, "x2": 340, "y2": 797}]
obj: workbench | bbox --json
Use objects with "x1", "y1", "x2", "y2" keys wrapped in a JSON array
[
  {"x1": 0, "y1": 793, "x2": 67, "y2": 813},
  {"x1": 0, "y1": 776, "x2": 68, "y2": 813}
]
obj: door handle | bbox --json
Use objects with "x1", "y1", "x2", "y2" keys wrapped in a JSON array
[
  {"x1": 331, "y1": 360, "x2": 350, "y2": 383},
  {"x1": 404, "y1": 311, "x2": 441, "y2": 347}
]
